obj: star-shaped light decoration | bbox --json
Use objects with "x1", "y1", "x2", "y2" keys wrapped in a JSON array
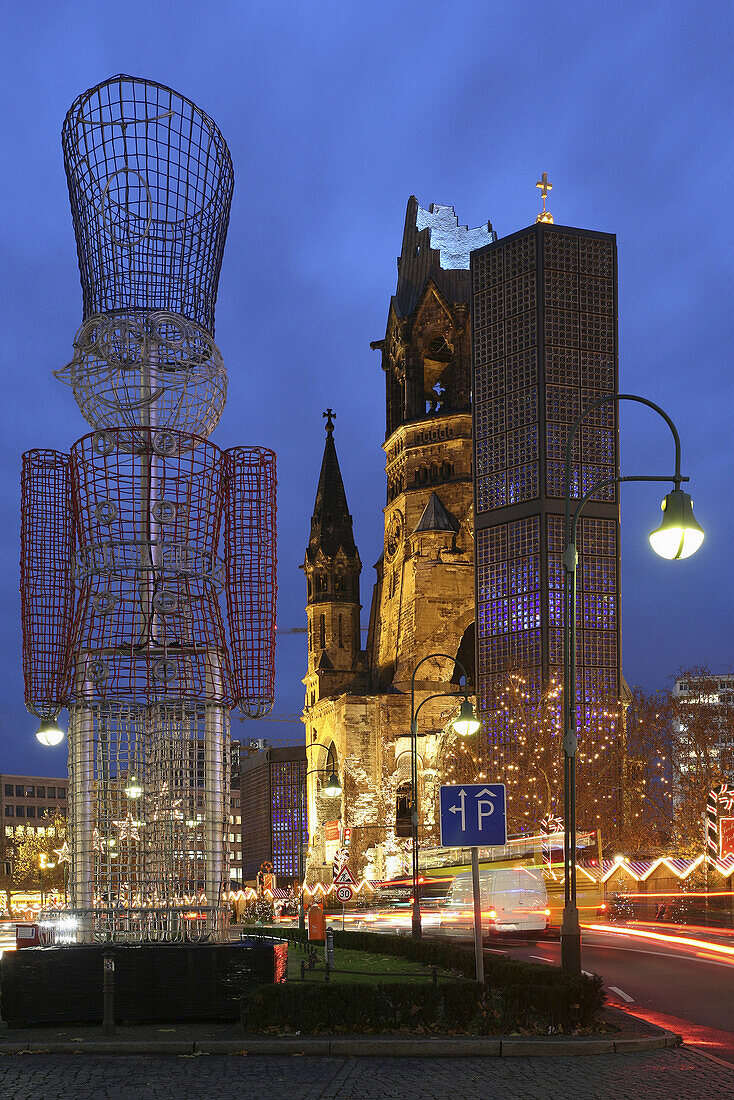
[
  {"x1": 93, "y1": 828, "x2": 106, "y2": 853},
  {"x1": 150, "y1": 781, "x2": 184, "y2": 822},
  {"x1": 54, "y1": 841, "x2": 71, "y2": 864},
  {"x1": 113, "y1": 813, "x2": 141, "y2": 843}
]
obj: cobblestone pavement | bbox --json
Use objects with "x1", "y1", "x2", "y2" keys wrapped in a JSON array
[{"x1": 1, "y1": 1048, "x2": 733, "y2": 1100}]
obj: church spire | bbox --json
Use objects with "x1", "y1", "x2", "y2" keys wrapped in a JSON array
[
  {"x1": 307, "y1": 410, "x2": 357, "y2": 562},
  {"x1": 303, "y1": 411, "x2": 363, "y2": 685}
]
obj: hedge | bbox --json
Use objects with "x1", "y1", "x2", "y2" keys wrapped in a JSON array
[
  {"x1": 241, "y1": 926, "x2": 605, "y2": 1033},
  {"x1": 242, "y1": 981, "x2": 483, "y2": 1034}
]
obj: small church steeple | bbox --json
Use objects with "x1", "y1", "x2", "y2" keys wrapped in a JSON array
[{"x1": 303, "y1": 412, "x2": 362, "y2": 685}]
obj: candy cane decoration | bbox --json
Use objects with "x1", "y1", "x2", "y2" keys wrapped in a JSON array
[
  {"x1": 541, "y1": 814, "x2": 563, "y2": 876},
  {"x1": 706, "y1": 785, "x2": 734, "y2": 859}
]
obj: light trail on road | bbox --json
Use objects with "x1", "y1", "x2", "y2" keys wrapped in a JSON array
[{"x1": 583, "y1": 922, "x2": 734, "y2": 961}]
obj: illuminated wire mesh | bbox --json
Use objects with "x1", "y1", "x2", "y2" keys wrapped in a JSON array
[
  {"x1": 20, "y1": 451, "x2": 76, "y2": 719},
  {"x1": 55, "y1": 311, "x2": 227, "y2": 438},
  {"x1": 69, "y1": 426, "x2": 231, "y2": 706},
  {"x1": 61, "y1": 75, "x2": 233, "y2": 333},
  {"x1": 68, "y1": 703, "x2": 229, "y2": 918},
  {"x1": 224, "y1": 448, "x2": 277, "y2": 717},
  {"x1": 23, "y1": 77, "x2": 276, "y2": 941}
]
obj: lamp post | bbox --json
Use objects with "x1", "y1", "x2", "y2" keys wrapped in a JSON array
[
  {"x1": 410, "y1": 654, "x2": 480, "y2": 939},
  {"x1": 298, "y1": 742, "x2": 342, "y2": 938},
  {"x1": 38, "y1": 854, "x2": 55, "y2": 909},
  {"x1": 562, "y1": 393, "x2": 703, "y2": 974}
]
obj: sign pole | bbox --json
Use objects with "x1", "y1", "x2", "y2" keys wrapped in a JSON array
[{"x1": 471, "y1": 846, "x2": 484, "y2": 984}]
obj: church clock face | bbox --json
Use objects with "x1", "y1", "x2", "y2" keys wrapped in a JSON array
[{"x1": 385, "y1": 511, "x2": 404, "y2": 561}]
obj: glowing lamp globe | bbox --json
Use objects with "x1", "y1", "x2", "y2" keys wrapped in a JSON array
[
  {"x1": 323, "y1": 772, "x2": 342, "y2": 798},
  {"x1": 451, "y1": 697, "x2": 480, "y2": 737},
  {"x1": 36, "y1": 718, "x2": 64, "y2": 747},
  {"x1": 649, "y1": 490, "x2": 704, "y2": 560},
  {"x1": 124, "y1": 776, "x2": 143, "y2": 799}
]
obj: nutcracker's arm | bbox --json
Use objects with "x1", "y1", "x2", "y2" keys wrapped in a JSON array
[
  {"x1": 223, "y1": 446, "x2": 277, "y2": 717},
  {"x1": 20, "y1": 449, "x2": 76, "y2": 720}
]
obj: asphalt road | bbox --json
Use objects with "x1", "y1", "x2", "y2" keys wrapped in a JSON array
[{"x1": 495, "y1": 926, "x2": 734, "y2": 1065}]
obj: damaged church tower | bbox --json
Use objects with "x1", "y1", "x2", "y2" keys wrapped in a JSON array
[{"x1": 301, "y1": 199, "x2": 494, "y2": 882}]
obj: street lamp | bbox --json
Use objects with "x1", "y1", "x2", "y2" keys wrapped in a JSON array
[
  {"x1": 410, "y1": 653, "x2": 479, "y2": 939},
  {"x1": 298, "y1": 741, "x2": 343, "y2": 937},
  {"x1": 38, "y1": 853, "x2": 55, "y2": 908},
  {"x1": 36, "y1": 715, "x2": 64, "y2": 747},
  {"x1": 124, "y1": 776, "x2": 143, "y2": 799},
  {"x1": 562, "y1": 393, "x2": 703, "y2": 974},
  {"x1": 649, "y1": 489, "x2": 704, "y2": 560}
]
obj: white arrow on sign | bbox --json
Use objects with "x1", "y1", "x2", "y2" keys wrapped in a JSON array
[
  {"x1": 448, "y1": 788, "x2": 467, "y2": 830},
  {"x1": 475, "y1": 787, "x2": 497, "y2": 831}
]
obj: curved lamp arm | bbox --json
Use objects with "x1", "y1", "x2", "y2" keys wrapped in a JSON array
[
  {"x1": 410, "y1": 691, "x2": 465, "y2": 735},
  {"x1": 563, "y1": 392, "x2": 688, "y2": 542},
  {"x1": 306, "y1": 739, "x2": 338, "y2": 774}
]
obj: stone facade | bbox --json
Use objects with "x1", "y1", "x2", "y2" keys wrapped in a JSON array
[{"x1": 302, "y1": 200, "x2": 494, "y2": 882}]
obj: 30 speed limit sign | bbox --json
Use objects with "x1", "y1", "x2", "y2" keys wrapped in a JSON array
[{"x1": 335, "y1": 884, "x2": 354, "y2": 903}]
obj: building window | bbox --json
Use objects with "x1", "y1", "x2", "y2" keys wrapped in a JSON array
[
  {"x1": 47, "y1": 787, "x2": 56, "y2": 799},
  {"x1": 319, "y1": 615, "x2": 325, "y2": 649},
  {"x1": 15, "y1": 786, "x2": 23, "y2": 797},
  {"x1": 58, "y1": 788, "x2": 66, "y2": 800},
  {"x1": 338, "y1": 615, "x2": 343, "y2": 647},
  {"x1": 36, "y1": 786, "x2": 45, "y2": 799},
  {"x1": 4, "y1": 806, "x2": 12, "y2": 817},
  {"x1": 15, "y1": 806, "x2": 24, "y2": 818},
  {"x1": 4, "y1": 785, "x2": 12, "y2": 797},
  {"x1": 27, "y1": 807, "x2": 36, "y2": 818}
]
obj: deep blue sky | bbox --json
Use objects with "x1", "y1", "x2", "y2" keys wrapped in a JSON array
[{"x1": 1, "y1": 2, "x2": 733, "y2": 775}]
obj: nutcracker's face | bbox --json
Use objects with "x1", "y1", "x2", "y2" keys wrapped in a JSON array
[{"x1": 55, "y1": 310, "x2": 227, "y2": 439}]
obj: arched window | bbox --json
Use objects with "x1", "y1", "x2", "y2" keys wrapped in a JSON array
[
  {"x1": 338, "y1": 615, "x2": 343, "y2": 647},
  {"x1": 319, "y1": 615, "x2": 326, "y2": 649}
]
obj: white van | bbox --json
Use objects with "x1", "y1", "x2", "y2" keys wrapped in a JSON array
[{"x1": 438, "y1": 866, "x2": 549, "y2": 937}]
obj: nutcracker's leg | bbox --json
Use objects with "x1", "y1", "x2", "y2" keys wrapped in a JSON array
[
  {"x1": 68, "y1": 702, "x2": 94, "y2": 941},
  {"x1": 204, "y1": 700, "x2": 228, "y2": 938}
]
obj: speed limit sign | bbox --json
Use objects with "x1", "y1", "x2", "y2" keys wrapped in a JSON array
[{"x1": 335, "y1": 884, "x2": 354, "y2": 903}]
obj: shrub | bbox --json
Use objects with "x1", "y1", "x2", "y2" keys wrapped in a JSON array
[
  {"x1": 242, "y1": 981, "x2": 482, "y2": 1034},
  {"x1": 240, "y1": 926, "x2": 605, "y2": 1033}
]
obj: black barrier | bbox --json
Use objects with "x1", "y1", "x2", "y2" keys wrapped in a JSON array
[{"x1": 0, "y1": 937, "x2": 288, "y2": 1027}]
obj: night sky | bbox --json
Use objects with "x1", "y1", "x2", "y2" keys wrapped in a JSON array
[{"x1": 1, "y1": 2, "x2": 732, "y2": 776}]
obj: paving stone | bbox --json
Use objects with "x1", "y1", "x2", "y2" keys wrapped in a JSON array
[{"x1": 0, "y1": 1047, "x2": 731, "y2": 1099}]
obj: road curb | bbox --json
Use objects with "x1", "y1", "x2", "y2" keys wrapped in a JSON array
[{"x1": 0, "y1": 1030, "x2": 682, "y2": 1057}]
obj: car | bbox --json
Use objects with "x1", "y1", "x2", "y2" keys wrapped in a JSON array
[{"x1": 438, "y1": 867, "x2": 550, "y2": 938}]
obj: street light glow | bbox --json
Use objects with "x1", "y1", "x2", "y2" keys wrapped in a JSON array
[
  {"x1": 36, "y1": 717, "x2": 64, "y2": 747},
  {"x1": 649, "y1": 489, "x2": 704, "y2": 560},
  {"x1": 451, "y1": 697, "x2": 480, "y2": 737},
  {"x1": 323, "y1": 771, "x2": 342, "y2": 798},
  {"x1": 124, "y1": 776, "x2": 143, "y2": 799}
]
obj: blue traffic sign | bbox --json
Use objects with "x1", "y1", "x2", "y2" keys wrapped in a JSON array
[{"x1": 439, "y1": 783, "x2": 507, "y2": 848}]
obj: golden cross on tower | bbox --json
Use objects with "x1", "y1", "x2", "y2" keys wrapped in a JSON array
[{"x1": 536, "y1": 172, "x2": 554, "y2": 224}]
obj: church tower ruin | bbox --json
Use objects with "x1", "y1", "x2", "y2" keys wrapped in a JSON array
[{"x1": 301, "y1": 198, "x2": 493, "y2": 883}]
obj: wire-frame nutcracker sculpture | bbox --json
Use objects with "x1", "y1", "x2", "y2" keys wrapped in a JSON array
[{"x1": 20, "y1": 76, "x2": 276, "y2": 942}]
